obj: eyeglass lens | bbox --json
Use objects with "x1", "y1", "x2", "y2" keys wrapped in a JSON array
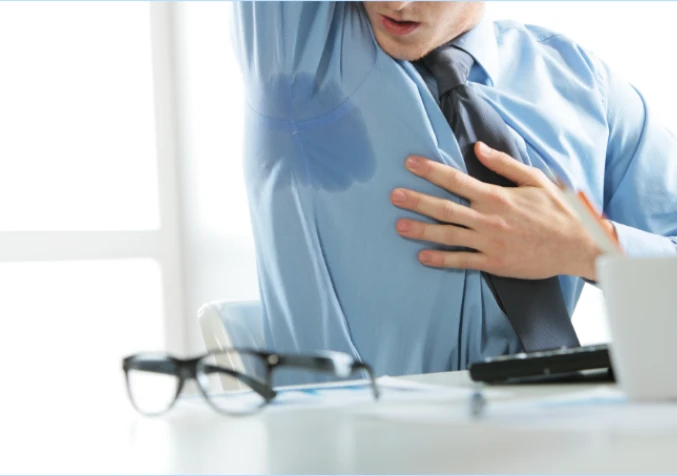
[
  {"x1": 126, "y1": 356, "x2": 180, "y2": 415},
  {"x1": 196, "y1": 350, "x2": 269, "y2": 415}
]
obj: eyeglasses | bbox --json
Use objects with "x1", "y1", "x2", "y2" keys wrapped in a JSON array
[{"x1": 122, "y1": 348, "x2": 380, "y2": 416}]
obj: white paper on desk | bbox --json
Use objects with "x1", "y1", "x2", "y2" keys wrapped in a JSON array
[
  {"x1": 364, "y1": 386, "x2": 677, "y2": 434},
  {"x1": 270, "y1": 376, "x2": 495, "y2": 407},
  {"x1": 185, "y1": 376, "x2": 509, "y2": 412}
]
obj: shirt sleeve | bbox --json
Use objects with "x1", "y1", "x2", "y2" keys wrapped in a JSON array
[
  {"x1": 601, "y1": 61, "x2": 677, "y2": 257},
  {"x1": 231, "y1": 2, "x2": 376, "y2": 122}
]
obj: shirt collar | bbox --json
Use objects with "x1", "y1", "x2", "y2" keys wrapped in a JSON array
[{"x1": 450, "y1": 12, "x2": 499, "y2": 86}]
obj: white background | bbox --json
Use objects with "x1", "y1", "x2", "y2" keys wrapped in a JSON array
[{"x1": 1, "y1": 2, "x2": 674, "y2": 410}]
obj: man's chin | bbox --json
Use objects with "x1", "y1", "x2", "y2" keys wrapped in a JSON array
[{"x1": 375, "y1": 35, "x2": 430, "y2": 62}]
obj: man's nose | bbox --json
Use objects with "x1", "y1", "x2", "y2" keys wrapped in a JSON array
[{"x1": 384, "y1": 2, "x2": 412, "y2": 11}]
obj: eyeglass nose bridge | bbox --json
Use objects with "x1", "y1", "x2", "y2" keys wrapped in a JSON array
[{"x1": 177, "y1": 362, "x2": 199, "y2": 381}]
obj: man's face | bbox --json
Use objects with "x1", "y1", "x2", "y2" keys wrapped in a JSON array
[{"x1": 362, "y1": 2, "x2": 486, "y2": 61}]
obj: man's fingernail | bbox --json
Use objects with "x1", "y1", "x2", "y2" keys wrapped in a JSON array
[
  {"x1": 391, "y1": 189, "x2": 406, "y2": 204},
  {"x1": 396, "y1": 220, "x2": 411, "y2": 232},
  {"x1": 406, "y1": 157, "x2": 420, "y2": 169},
  {"x1": 478, "y1": 142, "x2": 492, "y2": 156},
  {"x1": 419, "y1": 251, "x2": 433, "y2": 264}
]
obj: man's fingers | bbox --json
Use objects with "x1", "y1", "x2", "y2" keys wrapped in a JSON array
[
  {"x1": 405, "y1": 156, "x2": 490, "y2": 202},
  {"x1": 418, "y1": 250, "x2": 487, "y2": 270},
  {"x1": 390, "y1": 189, "x2": 483, "y2": 228},
  {"x1": 395, "y1": 219, "x2": 482, "y2": 248},
  {"x1": 474, "y1": 142, "x2": 548, "y2": 187}
]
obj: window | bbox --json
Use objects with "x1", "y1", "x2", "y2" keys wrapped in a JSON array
[
  {"x1": 0, "y1": 2, "x2": 181, "y2": 411},
  {"x1": 0, "y1": 1, "x2": 159, "y2": 231}
]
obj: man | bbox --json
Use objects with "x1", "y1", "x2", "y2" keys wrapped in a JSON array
[{"x1": 232, "y1": 2, "x2": 677, "y2": 376}]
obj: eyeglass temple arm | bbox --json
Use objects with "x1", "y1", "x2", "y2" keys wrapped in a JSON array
[
  {"x1": 201, "y1": 364, "x2": 277, "y2": 401},
  {"x1": 275, "y1": 355, "x2": 380, "y2": 400},
  {"x1": 352, "y1": 362, "x2": 380, "y2": 399}
]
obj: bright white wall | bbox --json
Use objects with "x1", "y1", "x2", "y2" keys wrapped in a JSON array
[{"x1": 172, "y1": 2, "x2": 259, "y2": 354}]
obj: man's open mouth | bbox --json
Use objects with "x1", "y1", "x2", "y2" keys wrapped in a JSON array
[{"x1": 380, "y1": 15, "x2": 421, "y2": 36}]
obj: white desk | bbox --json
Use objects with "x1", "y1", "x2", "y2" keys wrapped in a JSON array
[{"x1": 3, "y1": 370, "x2": 677, "y2": 474}]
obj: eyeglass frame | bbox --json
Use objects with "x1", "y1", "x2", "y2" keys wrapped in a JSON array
[{"x1": 122, "y1": 348, "x2": 380, "y2": 416}]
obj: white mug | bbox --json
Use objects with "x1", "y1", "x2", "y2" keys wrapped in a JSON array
[{"x1": 596, "y1": 256, "x2": 677, "y2": 401}]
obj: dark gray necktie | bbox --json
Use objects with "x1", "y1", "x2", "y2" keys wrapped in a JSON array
[{"x1": 419, "y1": 45, "x2": 580, "y2": 352}]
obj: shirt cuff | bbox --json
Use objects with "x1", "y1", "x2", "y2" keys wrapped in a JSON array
[{"x1": 611, "y1": 221, "x2": 677, "y2": 257}]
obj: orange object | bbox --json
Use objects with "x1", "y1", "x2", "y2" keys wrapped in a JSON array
[
  {"x1": 575, "y1": 191, "x2": 620, "y2": 247},
  {"x1": 552, "y1": 176, "x2": 622, "y2": 255}
]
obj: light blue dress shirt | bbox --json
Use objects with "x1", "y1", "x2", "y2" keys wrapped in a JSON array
[{"x1": 233, "y1": 2, "x2": 677, "y2": 376}]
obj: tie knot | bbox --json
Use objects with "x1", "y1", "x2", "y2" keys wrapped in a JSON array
[{"x1": 420, "y1": 45, "x2": 474, "y2": 98}]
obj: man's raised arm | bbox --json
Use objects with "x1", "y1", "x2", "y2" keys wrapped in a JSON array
[{"x1": 232, "y1": 2, "x2": 345, "y2": 120}]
